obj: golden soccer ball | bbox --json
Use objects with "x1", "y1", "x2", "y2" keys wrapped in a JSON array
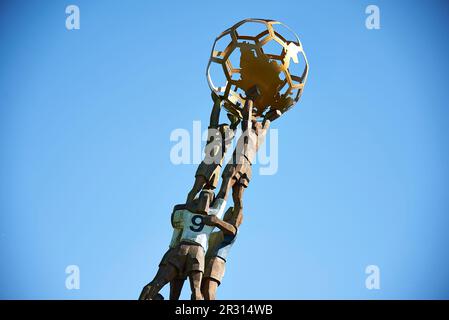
[{"x1": 206, "y1": 18, "x2": 309, "y2": 120}]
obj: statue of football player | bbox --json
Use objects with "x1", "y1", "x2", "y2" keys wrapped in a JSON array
[
  {"x1": 142, "y1": 193, "x2": 208, "y2": 301},
  {"x1": 146, "y1": 212, "x2": 185, "y2": 300},
  {"x1": 216, "y1": 86, "x2": 282, "y2": 221},
  {"x1": 186, "y1": 92, "x2": 240, "y2": 204},
  {"x1": 201, "y1": 206, "x2": 242, "y2": 300},
  {"x1": 139, "y1": 191, "x2": 237, "y2": 300}
]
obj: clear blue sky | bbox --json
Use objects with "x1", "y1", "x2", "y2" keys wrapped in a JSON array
[{"x1": 1, "y1": 0, "x2": 449, "y2": 299}]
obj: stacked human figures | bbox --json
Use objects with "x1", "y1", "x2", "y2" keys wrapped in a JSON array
[
  {"x1": 140, "y1": 87, "x2": 280, "y2": 300},
  {"x1": 139, "y1": 18, "x2": 308, "y2": 300}
]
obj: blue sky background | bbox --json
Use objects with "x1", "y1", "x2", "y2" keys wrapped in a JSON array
[{"x1": 1, "y1": 0, "x2": 449, "y2": 299}]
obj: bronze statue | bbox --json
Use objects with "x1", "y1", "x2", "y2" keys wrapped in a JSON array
[
  {"x1": 139, "y1": 192, "x2": 236, "y2": 300},
  {"x1": 140, "y1": 18, "x2": 308, "y2": 300}
]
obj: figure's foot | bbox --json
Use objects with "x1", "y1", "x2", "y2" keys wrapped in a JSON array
[
  {"x1": 153, "y1": 293, "x2": 164, "y2": 300},
  {"x1": 139, "y1": 284, "x2": 157, "y2": 300},
  {"x1": 139, "y1": 284, "x2": 151, "y2": 300},
  {"x1": 191, "y1": 292, "x2": 204, "y2": 300}
]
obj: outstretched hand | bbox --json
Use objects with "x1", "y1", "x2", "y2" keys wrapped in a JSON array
[
  {"x1": 264, "y1": 109, "x2": 282, "y2": 122},
  {"x1": 202, "y1": 215, "x2": 219, "y2": 226},
  {"x1": 211, "y1": 91, "x2": 222, "y2": 104},
  {"x1": 210, "y1": 91, "x2": 223, "y2": 127}
]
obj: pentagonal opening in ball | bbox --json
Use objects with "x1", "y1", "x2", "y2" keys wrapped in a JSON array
[
  {"x1": 208, "y1": 62, "x2": 229, "y2": 92},
  {"x1": 213, "y1": 32, "x2": 234, "y2": 60},
  {"x1": 236, "y1": 20, "x2": 269, "y2": 40},
  {"x1": 287, "y1": 50, "x2": 307, "y2": 81},
  {"x1": 271, "y1": 22, "x2": 298, "y2": 43},
  {"x1": 228, "y1": 47, "x2": 242, "y2": 70},
  {"x1": 261, "y1": 39, "x2": 285, "y2": 59}
]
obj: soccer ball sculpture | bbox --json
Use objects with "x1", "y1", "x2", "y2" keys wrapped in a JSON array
[{"x1": 206, "y1": 18, "x2": 309, "y2": 120}]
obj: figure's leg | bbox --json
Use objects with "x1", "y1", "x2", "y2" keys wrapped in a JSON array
[
  {"x1": 216, "y1": 175, "x2": 235, "y2": 201},
  {"x1": 139, "y1": 264, "x2": 178, "y2": 300},
  {"x1": 201, "y1": 278, "x2": 219, "y2": 300},
  {"x1": 188, "y1": 271, "x2": 204, "y2": 300},
  {"x1": 186, "y1": 176, "x2": 207, "y2": 204},
  {"x1": 232, "y1": 183, "x2": 245, "y2": 226},
  {"x1": 169, "y1": 278, "x2": 186, "y2": 300}
]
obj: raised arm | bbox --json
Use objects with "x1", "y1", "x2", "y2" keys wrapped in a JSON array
[
  {"x1": 209, "y1": 92, "x2": 222, "y2": 128},
  {"x1": 203, "y1": 215, "x2": 237, "y2": 236},
  {"x1": 242, "y1": 86, "x2": 260, "y2": 132},
  {"x1": 241, "y1": 98, "x2": 251, "y2": 133}
]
